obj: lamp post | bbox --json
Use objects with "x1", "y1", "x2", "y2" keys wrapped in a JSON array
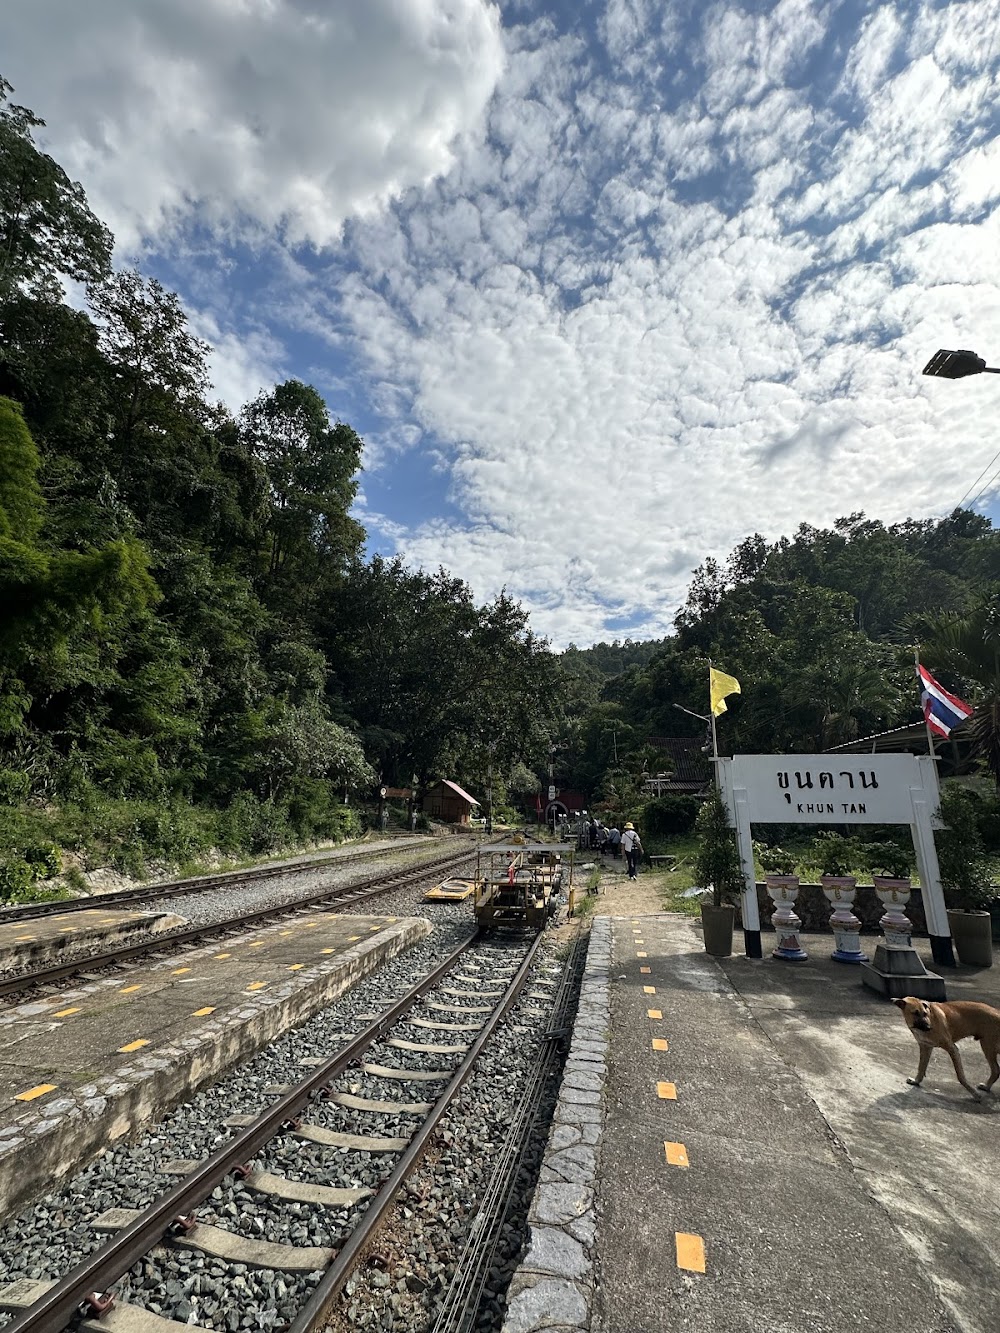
[{"x1": 923, "y1": 348, "x2": 1000, "y2": 379}]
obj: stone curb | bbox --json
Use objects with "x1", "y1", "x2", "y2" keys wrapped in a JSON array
[
  {"x1": 0, "y1": 917, "x2": 431, "y2": 1221},
  {"x1": 502, "y1": 917, "x2": 610, "y2": 1333},
  {"x1": 0, "y1": 910, "x2": 187, "y2": 978}
]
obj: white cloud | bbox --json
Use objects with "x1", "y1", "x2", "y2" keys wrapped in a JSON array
[{"x1": 2, "y1": 0, "x2": 504, "y2": 252}]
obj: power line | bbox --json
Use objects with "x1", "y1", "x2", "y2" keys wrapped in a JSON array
[
  {"x1": 966, "y1": 458, "x2": 1000, "y2": 512},
  {"x1": 957, "y1": 445, "x2": 1000, "y2": 509}
]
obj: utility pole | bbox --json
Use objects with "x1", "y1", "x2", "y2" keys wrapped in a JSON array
[{"x1": 486, "y1": 739, "x2": 496, "y2": 836}]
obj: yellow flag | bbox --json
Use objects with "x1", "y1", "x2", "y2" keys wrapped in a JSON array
[{"x1": 710, "y1": 667, "x2": 741, "y2": 717}]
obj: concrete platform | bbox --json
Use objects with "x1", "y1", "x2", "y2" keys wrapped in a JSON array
[
  {"x1": 507, "y1": 915, "x2": 999, "y2": 1333},
  {"x1": 0, "y1": 907, "x2": 187, "y2": 973},
  {"x1": 0, "y1": 910, "x2": 430, "y2": 1220}
]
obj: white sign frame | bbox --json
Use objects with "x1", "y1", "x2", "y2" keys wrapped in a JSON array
[{"x1": 718, "y1": 754, "x2": 951, "y2": 960}]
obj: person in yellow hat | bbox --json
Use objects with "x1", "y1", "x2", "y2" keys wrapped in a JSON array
[{"x1": 621, "y1": 822, "x2": 642, "y2": 880}]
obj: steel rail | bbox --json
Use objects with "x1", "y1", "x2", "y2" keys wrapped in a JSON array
[
  {"x1": 0, "y1": 839, "x2": 449, "y2": 926},
  {"x1": 2, "y1": 930, "x2": 486, "y2": 1333},
  {"x1": 286, "y1": 929, "x2": 547, "y2": 1333},
  {"x1": 0, "y1": 847, "x2": 472, "y2": 1000}
]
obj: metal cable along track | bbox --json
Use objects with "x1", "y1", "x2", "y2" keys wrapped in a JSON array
[
  {"x1": 0, "y1": 847, "x2": 473, "y2": 999},
  {"x1": 430, "y1": 930, "x2": 590, "y2": 1333},
  {"x1": 3, "y1": 929, "x2": 543, "y2": 1333},
  {"x1": 0, "y1": 839, "x2": 449, "y2": 926}
]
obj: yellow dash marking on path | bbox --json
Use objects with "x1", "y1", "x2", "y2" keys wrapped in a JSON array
[
  {"x1": 58, "y1": 928, "x2": 76, "y2": 933},
  {"x1": 118, "y1": 1040, "x2": 150, "y2": 1053},
  {"x1": 643, "y1": 986, "x2": 656, "y2": 994},
  {"x1": 215, "y1": 953, "x2": 231, "y2": 960},
  {"x1": 631, "y1": 919, "x2": 640, "y2": 924},
  {"x1": 53, "y1": 1007, "x2": 81, "y2": 1018},
  {"x1": 279, "y1": 930, "x2": 293, "y2": 936},
  {"x1": 647, "y1": 1008, "x2": 662, "y2": 1020},
  {"x1": 120, "y1": 985, "x2": 142, "y2": 994},
  {"x1": 652, "y1": 1038, "x2": 669, "y2": 1052},
  {"x1": 640, "y1": 967, "x2": 651, "y2": 974},
  {"x1": 15, "y1": 936, "x2": 34, "y2": 942},
  {"x1": 665, "y1": 1141, "x2": 689, "y2": 1167},
  {"x1": 321, "y1": 948, "x2": 335, "y2": 954},
  {"x1": 636, "y1": 952, "x2": 647, "y2": 958},
  {"x1": 15, "y1": 1084, "x2": 57, "y2": 1102},
  {"x1": 675, "y1": 1233, "x2": 705, "y2": 1273},
  {"x1": 288, "y1": 964, "x2": 305, "y2": 971},
  {"x1": 192, "y1": 1007, "x2": 216, "y2": 1017},
  {"x1": 657, "y1": 1080, "x2": 677, "y2": 1099},
  {"x1": 348, "y1": 936, "x2": 361, "y2": 942},
  {"x1": 249, "y1": 942, "x2": 265, "y2": 948},
  {"x1": 172, "y1": 968, "x2": 191, "y2": 976},
  {"x1": 386, "y1": 918, "x2": 398, "y2": 923},
  {"x1": 634, "y1": 939, "x2": 644, "y2": 944},
  {"x1": 369, "y1": 925, "x2": 381, "y2": 931},
  {"x1": 247, "y1": 981, "x2": 268, "y2": 991}
]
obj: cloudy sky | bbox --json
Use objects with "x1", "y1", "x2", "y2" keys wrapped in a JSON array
[{"x1": 4, "y1": 0, "x2": 1000, "y2": 647}]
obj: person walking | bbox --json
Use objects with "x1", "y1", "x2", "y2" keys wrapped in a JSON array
[
  {"x1": 608, "y1": 824, "x2": 622, "y2": 860},
  {"x1": 622, "y1": 822, "x2": 642, "y2": 880}
]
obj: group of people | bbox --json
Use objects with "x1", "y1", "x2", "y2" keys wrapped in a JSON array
[{"x1": 588, "y1": 818, "x2": 643, "y2": 880}]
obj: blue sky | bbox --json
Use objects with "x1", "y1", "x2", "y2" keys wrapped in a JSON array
[{"x1": 5, "y1": 0, "x2": 1000, "y2": 645}]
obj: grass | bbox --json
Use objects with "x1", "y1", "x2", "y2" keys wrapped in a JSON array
[{"x1": 645, "y1": 835, "x2": 704, "y2": 916}]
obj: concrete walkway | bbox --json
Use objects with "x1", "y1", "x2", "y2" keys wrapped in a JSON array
[{"x1": 591, "y1": 915, "x2": 997, "y2": 1333}]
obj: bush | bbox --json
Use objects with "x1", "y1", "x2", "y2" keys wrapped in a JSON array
[
  {"x1": 640, "y1": 795, "x2": 699, "y2": 838},
  {"x1": 694, "y1": 789, "x2": 745, "y2": 907},
  {"x1": 936, "y1": 785, "x2": 993, "y2": 909},
  {"x1": 0, "y1": 858, "x2": 34, "y2": 902}
]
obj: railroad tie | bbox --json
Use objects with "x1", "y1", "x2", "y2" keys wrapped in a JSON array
[
  {"x1": 294, "y1": 1122, "x2": 408, "y2": 1153},
  {"x1": 362, "y1": 1061, "x2": 450, "y2": 1082},
  {"x1": 243, "y1": 1171, "x2": 372, "y2": 1208},
  {"x1": 0, "y1": 1279, "x2": 198, "y2": 1333},
  {"x1": 326, "y1": 1091, "x2": 432, "y2": 1115},
  {"x1": 410, "y1": 1017, "x2": 482, "y2": 1032},
  {"x1": 388, "y1": 1037, "x2": 469, "y2": 1055},
  {"x1": 91, "y1": 1209, "x2": 335, "y2": 1273},
  {"x1": 441, "y1": 986, "x2": 502, "y2": 999},
  {"x1": 428, "y1": 1000, "x2": 493, "y2": 1014}
]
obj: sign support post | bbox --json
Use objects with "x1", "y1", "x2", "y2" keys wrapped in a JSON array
[{"x1": 718, "y1": 759, "x2": 762, "y2": 959}]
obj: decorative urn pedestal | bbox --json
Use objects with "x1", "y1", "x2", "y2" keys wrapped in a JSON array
[
  {"x1": 860, "y1": 877, "x2": 946, "y2": 1000},
  {"x1": 820, "y1": 875, "x2": 867, "y2": 963},
  {"x1": 766, "y1": 875, "x2": 807, "y2": 961}
]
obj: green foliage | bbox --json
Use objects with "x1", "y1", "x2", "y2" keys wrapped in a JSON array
[
  {"x1": 641, "y1": 795, "x2": 699, "y2": 837},
  {"x1": 757, "y1": 844, "x2": 798, "y2": 877},
  {"x1": 806, "y1": 831, "x2": 858, "y2": 879},
  {"x1": 935, "y1": 785, "x2": 993, "y2": 909},
  {"x1": 863, "y1": 840, "x2": 914, "y2": 881},
  {"x1": 694, "y1": 788, "x2": 745, "y2": 908}
]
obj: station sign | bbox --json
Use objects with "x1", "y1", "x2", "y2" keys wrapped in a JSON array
[{"x1": 730, "y1": 754, "x2": 936, "y2": 825}]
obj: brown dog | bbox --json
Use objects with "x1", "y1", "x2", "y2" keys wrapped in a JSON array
[{"x1": 894, "y1": 996, "x2": 1000, "y2": 1101}]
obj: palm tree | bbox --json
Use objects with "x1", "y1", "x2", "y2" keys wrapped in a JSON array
[{"x1": 922, "y1": 594, "x2": 1000, "y2": 786}]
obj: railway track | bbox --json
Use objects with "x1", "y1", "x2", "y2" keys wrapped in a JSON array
[
  {"x1": 0, "y1": 847, "x2": 474, "y2": 1000},
  {"x1": 0, "y1": 839, "x2": 445, "y2": 927},
  {"x1": 0, "y1": 930, "x2": 549, "y2": 1333}
]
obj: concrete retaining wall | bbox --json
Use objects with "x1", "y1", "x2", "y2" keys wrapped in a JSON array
[{"x1": 502, "y1": 917, "x2": 610, "y2": 1333}]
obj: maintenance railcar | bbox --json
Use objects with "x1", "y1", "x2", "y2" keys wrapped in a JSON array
[{"x1": 472, "y1": 833, "x2": 574, "y2": 931}]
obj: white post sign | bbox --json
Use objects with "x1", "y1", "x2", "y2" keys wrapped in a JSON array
[{"x1": 719, "y1": 754, "x2": 951, "y2": 962}]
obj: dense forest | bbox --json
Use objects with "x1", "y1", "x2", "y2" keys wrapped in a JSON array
[{"x1": 3, "y1": 77, "x2": 1000, "y2": 895}]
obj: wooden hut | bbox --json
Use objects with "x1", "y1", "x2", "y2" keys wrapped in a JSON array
[{"x1": 423, "y1": 779, "x2": 481, "y2": 825}]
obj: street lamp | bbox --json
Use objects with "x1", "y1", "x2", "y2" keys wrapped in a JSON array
[{"x1": 923, "y1": 348, "x2": 1000, "y2": 379}]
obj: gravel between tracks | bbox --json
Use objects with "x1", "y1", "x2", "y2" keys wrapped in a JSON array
[{"x1": 0, "y1": 885, "x2": 578, "y2": 1333}]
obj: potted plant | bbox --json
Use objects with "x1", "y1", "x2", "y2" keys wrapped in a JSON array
[
  {"x1": 808, "y1": 832, "x2": 866, "y2": 964},
  {"x1": 935, "y1": 786, "x2": 994, "y2": 968},
  {"x1": 758, "y1": 845, "x2": 806, "y2": 961},
  {"x1": 694, "y1": 789, "x2": 745, "y2": 957},
  {"x1": 864, "y1": 842, "x2": 914, "y2": 947}
]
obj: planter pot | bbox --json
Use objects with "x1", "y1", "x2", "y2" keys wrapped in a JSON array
[
  {"x1": 820, "y1": 875, "x2": 867, "y2": 964},
  {"x1": 947, "y1": 909, "x2": 993, "y2": 969},
  {"x1": 765, "y1": 874, "x2": 807, "y2": 961},
  {"x1": 701, "y1": 902, "x2": 735, "y2": 957},
  {"x1": 873, "y1": 877, "x2": 913, "y2": 947}
]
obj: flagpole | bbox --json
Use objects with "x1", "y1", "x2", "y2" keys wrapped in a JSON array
[
  {"x1": 708, "y1": 658, "x2": 720, "y2": 784},
  {"x1": 914, "y1": 643, "x2": 937, "y2": 761}
]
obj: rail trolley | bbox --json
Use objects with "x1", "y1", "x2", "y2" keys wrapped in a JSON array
[{"x1": 472, "y1": 833, "x2": 575, "y2": 931}]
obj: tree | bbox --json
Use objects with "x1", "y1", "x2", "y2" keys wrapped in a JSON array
[
  {"x1": 0, "y1": 80, "x2": 112, "y2": 300},
  {"x1": 921, "y1": 592, "x2": 1000, "y2": 787}
]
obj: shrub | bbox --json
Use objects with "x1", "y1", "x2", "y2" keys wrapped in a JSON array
[
  {"x1": 935, "y1": 785, "x2": 994, "y2": 910},
  {"x1": 694, "y1": 789, "x2": 745, "y2": 907},
  {"x1": 641, "y1": 795, "x2": 699, "y2": 838},
  {"x1": 0, "y1": 858, "x2": 34, "y2": 902}
]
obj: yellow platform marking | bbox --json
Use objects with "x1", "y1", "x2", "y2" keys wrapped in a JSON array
[
  {"x1": 301, "y1": 922, "x2": 317, "y2": 927},
  {"x1": 120, "y1": 985, "x2": 142, "y2": 994},
  {"x1": 369, "y1": 925, "x2": 381, "y2": 931},
  {"x1": 192, "y1": 1007, "x2": 216, "y2": 1017},
  {"x1": 118, "y1": 1039, "x2": 150, "y2": 1053},
  {"x1": 386, "y1": 917, "x2": 398, "y2": 923},
  {"x1": 171, "y1": 967, "x2": 191, "y2": 976},
  {"x1": 631, "y1": 919, "x2": 640, "y2": 924},
  {"x1": 647, "y1": 1008, "x2": 662, "y2": 1020},
  {"x1": 665, "y1": 1141, "x2": 689, "y2": 1167},
  {"x1": 279, "y1": 930, "x2": 293, "y2": 936},
  {"x1": 640, "y1": 966, "x2": 651, "y2": 974},
  {"x1": 247, "y1": 981, "x2": 268, "y2": 991},
  {"x1": 636, "y1": 952, "x2": 647, "y2": 958},
  {"x1": 15, "y1": 936, "x2": 34, "y2": 942},
  {"x1": 675, "y1": 1233, "x2": 705, "y2": 1273},
  {"x1": 250, "y1": 942, "x2": 265, "y2": 948},
  {"x1": 215, "y1": 953, "x2": 231, "y2": 960},
  {"x1": 15, "y1": 1083, "x2": 57, "y2": 1102},
  {"x1": 652, "y1": 1038, "x2": 669, "y2": 1052},
  {"x1": 634, "y1": 939, "x2": 644, "y2": 944},
  {"x1": 58, "y1": 927, "x2": 76, "y2": 933},
  {"x1": 643, "y1": 985, "x2": 656, "y2": 994},
  {"x1": 288, "y1": 963, "x2": 305, "y2": 971},
  {"x1": 348, "y1": 936, "x2": 361, "y2": 942},
  {"x1": 657, "y1": 1080, "x2": 677, "y2": 1099},
  {"x1": 321, "y1": 948, "x2": 336, "y2": 954},
  {"x1": 53, "y1": 1007, "x2": 81, "y2": 1018}
]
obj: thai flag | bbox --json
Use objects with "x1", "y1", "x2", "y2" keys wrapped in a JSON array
[{"x1": 917, "y1": 664, "x2": 973, "y2": 739}]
